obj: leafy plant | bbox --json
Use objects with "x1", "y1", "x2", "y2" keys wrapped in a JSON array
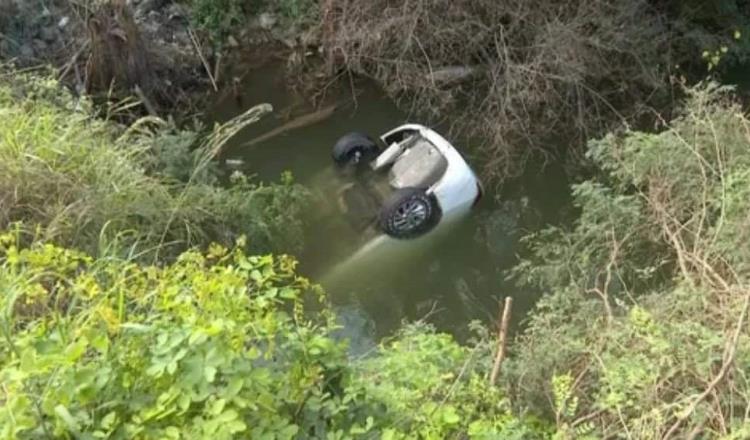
[
  {"x1": 0, "y1": 232, "x2": 546, "y2": 439},
  {"x1": 0, "y1": 230, "x2": 353, "y2": 438},
  {"x1": 188, "y1": 0, "x2": 244, "y2": 45},
  {"x1": 506, "y1": 83, "x2": 750, "y2": 438},
  {"x1": 0, "y1": 69, "x2": 310, "y2": 259}
]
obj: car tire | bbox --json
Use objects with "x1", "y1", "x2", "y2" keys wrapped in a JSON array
[
  {"x1": 379, "y1": 187, "x2": 441, "y2": 239},
  {"x1": 332, "y1": 132, "x2": 379, "y2": 167}
]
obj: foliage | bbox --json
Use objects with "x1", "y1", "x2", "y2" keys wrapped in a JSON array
[
  {"x1": 273, "y1": 0, "x2": 318, "y2": 22},
  {"x1": 662, "y1": 0, "x2": 750, "y2": 72},
  {"x1": 188, "y1": 0, "x2": 244, "y2": 44},
  {"x1": 0, "y1": 69, "x2": 310, "y2": 259},
  {"x1": 186, "y1": 0, "x2": 317, "y2": 45},
  {"x1": 0, "y1": 230, "x2": 346, "y2": 439},
  {"x1": 506, "y1": 83, "x2": 750, "y2": 438},
  {"x1": 0, "y1": 234, "x2": 545, "y2": 439},
  {"x1": 352, "y1": 323, "x2": 546, "y2": 439}
]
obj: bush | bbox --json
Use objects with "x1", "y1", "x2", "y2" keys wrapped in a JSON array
[
  {"x1": 188, "y1": 0, "x2": 244, "y2": 44},
  {"x1": 506, "y1": 84, "x2": 750, "y2": 438},
  {"x1": 0, "y1": 70, "x2": 310, "y2": 259},
  {"x1": 0, "y1": 233, "x2": 544, "y2": 439},
  {"x1": 0, "y1": 231, "x2": 346, "y2": 438}
]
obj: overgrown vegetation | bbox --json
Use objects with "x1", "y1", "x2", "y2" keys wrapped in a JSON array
[
  {"x1": 0, "y1": 231, "x2": 546, "y2": 439},
  {"x1": 0, "y1": 70, "x2": 309, "y2": 259},
  {"x1": 187, "y1": 0, "x2": 318, "y2": 46},
  {"x1": 506, "y1": 84, "x2": 750, "y2": 438},
  {"x1": 5, "y1": 0, "x2": 750, "y2": 437},
  {"x1": 320, "y1": 0, "x2": 750, "y2": 183}
]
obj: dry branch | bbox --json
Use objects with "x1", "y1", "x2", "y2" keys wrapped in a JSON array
[
  {"x1": 490, "y1": 296, "x2": 513, "y2": 386},
  {"x1": 240, "y1": 104, "x2": 339, "y2": 148},
  {"x1": 324, "y1": 0, "x2": 671, "y2": 183}
]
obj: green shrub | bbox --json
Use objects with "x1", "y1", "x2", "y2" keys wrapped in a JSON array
[
  {"x1": 0, "y1": 230, "x2": 348, "y2": 439},
  {"x1": 188, "y1": 0, "x2": 244, "y2": 44},
  {"x1": 0, "y1": 70, "x2": 310, "y2": 258},
  {"x1": 353, "y1": 323, "x2": 546, "y2": 439},
  {"x1": 0, "y1": 233, "x2": 544, "y2": 439},
  {"x1": 507, "y1": 84, "x2": 750, "y2": 438},
  {"x1": 275, "y1": 0, "x2": 318, "y2": 22}
]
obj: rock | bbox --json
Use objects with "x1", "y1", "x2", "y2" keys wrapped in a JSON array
[
  {"x1": 58, "y1": 16, "x2": 70, "y2": 29},
  {"x1": 226, "y1": 35, "x2": 239, "y2": 48},
  {"x1": 258, "y1": 12, "x2": 277, "y2": 30},
  {"x1": 39, "y1": 26, "x2": 58, "y2": 43}
]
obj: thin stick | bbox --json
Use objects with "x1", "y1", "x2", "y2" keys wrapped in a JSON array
[
  {"x1": 133, "y1": 84, "x2": 157, "y2": 116},
  {"x1": 240, "y1": 103, "x2": 339, "y2": 148},
  {"x1": 490, "y1": 296, "x2": 513, "y2": 386},
  {"x1": 58, "y1": 40, "x2": 90, "y2": 82},
  {"x1": 213, "y1": 52, "x2": 222, "y2": 86},
  {"x1": 188, "y1": 27, "x2": 218, "y2": 92}
]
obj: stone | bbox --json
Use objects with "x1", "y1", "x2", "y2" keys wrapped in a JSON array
[
  {"x1": 226, "y1": 35, "x2": 239, "y2": 48},
  {"x1": 58, "y1": 16, "x2": 70, "y2": 29}
]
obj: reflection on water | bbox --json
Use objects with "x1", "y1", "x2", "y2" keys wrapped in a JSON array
[{"x1": 209, "y1": 61, "x2": 572, "y2": 343}]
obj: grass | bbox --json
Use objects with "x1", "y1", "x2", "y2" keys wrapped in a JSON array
[{"x1": 0, "y1": 69, "x2": 310, "y2": 259}]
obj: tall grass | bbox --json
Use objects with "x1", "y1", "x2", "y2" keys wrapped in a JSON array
[{"x1": 0, "y1": 69, "x2": 309, "y2": 259}]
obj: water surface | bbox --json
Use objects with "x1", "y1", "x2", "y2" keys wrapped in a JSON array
[{"x1": 209, "y1": 62, "x2": 572, "y2": 345}]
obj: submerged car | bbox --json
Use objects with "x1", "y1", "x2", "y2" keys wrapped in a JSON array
[{"x1": 331, "y1": 124, "x2": 482, "y2": 239}]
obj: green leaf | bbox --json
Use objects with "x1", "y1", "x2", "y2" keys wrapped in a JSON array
[
  {"x1": 204, "y1": 365, "x2": 217, "y2": 382},
  {"x1": 100, "y1": 411, "x2": 117, "y2": 429},
  {"x1": 54, "y1": 404, "x2": 80, "y2": 434},
  {"x1": 442, "y1": 406, "x2": 460, "y2": 425}
]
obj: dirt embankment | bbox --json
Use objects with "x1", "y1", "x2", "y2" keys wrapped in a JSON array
[{"x1": 0, "y1": 0, "x2": 308, "y2": 113}]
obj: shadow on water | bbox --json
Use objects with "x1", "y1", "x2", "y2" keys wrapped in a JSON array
[{"x1": 209, "y1": 62, "x2": 573, "y2": 348}]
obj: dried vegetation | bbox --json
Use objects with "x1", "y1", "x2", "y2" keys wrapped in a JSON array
[{"x1": 322, "y1": 0, "x2": 676, "y2": 182}]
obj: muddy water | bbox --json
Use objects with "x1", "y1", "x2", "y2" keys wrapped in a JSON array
[{"x1": 208, "y1": 63, "x2": 572, "y2": 348}]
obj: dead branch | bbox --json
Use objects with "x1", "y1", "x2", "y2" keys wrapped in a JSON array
[
  {"x1": 240, "y1": 103, "x2": 339, "y2": 148},
  {"x1": 324, "y1": 0, "x2": 671, "y2": 184},
  {"x1": 188, "y1": 26, "x2": 218, "y2": 92},
  {"x1": 426, "y1": 66, "x2": 480, "y2": 86},
  {"x1": 490, "y1": 296, "x2": 513, "y2": 386}
]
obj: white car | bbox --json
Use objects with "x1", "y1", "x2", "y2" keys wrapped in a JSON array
[{"x1": 331, "y1": 124, "x2": 483, "y2": 239}]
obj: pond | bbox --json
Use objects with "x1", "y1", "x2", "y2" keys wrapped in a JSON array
[{"x1": 208, "y1": 61, "x2": 572, "y2": 351}]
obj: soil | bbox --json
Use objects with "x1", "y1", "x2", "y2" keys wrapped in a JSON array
[{"x1": 0, "y1": 0, "x2": 315, "y2": 115}]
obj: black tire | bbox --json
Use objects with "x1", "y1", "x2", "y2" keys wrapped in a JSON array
[
  {"x1": 332, "y1": 132, "x2": 379, "y2": 167},
  {"x1": 379, "y1": 187, "x2": 441, "y2": 239}
]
